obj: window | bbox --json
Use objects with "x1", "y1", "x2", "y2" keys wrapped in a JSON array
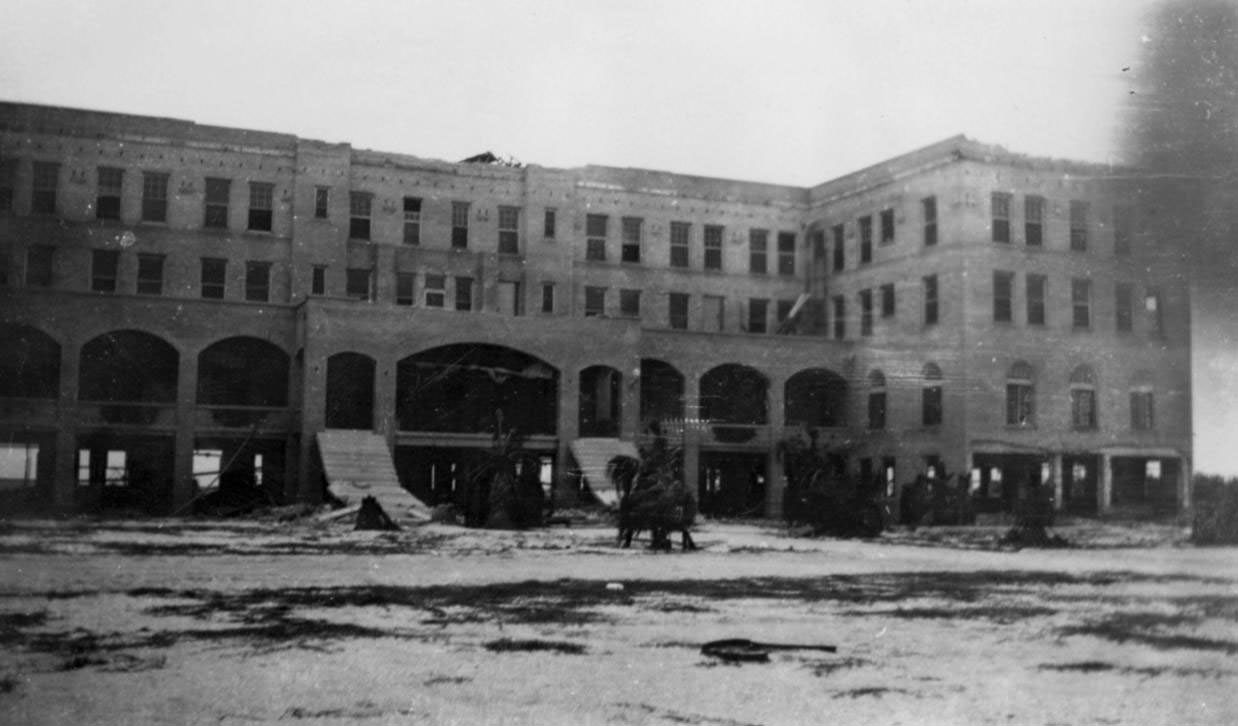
[
  {"x1": 703, "y1": 295, "x2": 724, "y2": 332},
  {"x1": 1006, "y1": 361, "x2": 1035, "y2": 426},
  {"x1": 1070, "y1": 200, "x2": 1089, "y2": 251},
  {"x1": 346, "y1": 268, "x2": 372, "y2": 301},
  {"x1": 311, "y1": 265, "x2": 326, "y2": 296},
  {"x1": 1114, "y1": 204, "x2": 1133, "y2": 256},
  {"x1": 991, "y1": 192, "x2": 1011, "y2": 243},
  {"x1": 142, "y1": 172, "x2": 169, "y2": 222},
  {"x1": 747, "y1": 298, "x2": 768, "y2": 333},
  {"x1": 204, "y1": 177, "x2": 230, "y2": 229},
  {"x1": 1027, "y1": 274, "x2": 1046, "y2": 326},
  {"x1": 859, "y1": 215, "x2": 873, "y2": 263},
  {"x1": 922, "y1": 197, "x2": 937, "y2": 246},
  {"x1": 499, "y1": 205, "x2": 520, "y2": 254},
  {"x1": 455, "y1": 277, "x2": 473, "y2": 311},
  {"x1": 619, "y1": 289, "x2": 641, "y2": 318},
  {"x1": 923, "y1": 274, "x2": 939, "y2": 326},
  {"x1": 584, "y1": 286, "x2": 606, "y2": 317},
  {"x1": 424, "y1": 274, "x2": 445, "y2": 308},
  {"x1": 922, "y1": 363, "x2": 944, "y2": 426},
  {"x1": 497, "y1": 281, "x2": 521, "y2": 315},
  {"x1": 91, "y1": 250, "x2": 119, "y2": 293},
  {"x1": 586, "y1": 214, "x2": 608, "y2": 261},
  {"x1": 245, "y1": 261, "x2": 271, "y2": 302},
  {"x1": 0, "y1": 252, "x2": 7, "y2": 286},
  {"x1": 1146, "y1": 288, "x2": 1164, "y2": 337},
  {"x1": 776, "y1": 299, "x2": 795, "y2": 332},
  {"x1": 777, "y1": 232, "x2": 796, "y2": 275},
  {"x1": 248, "y1": 182, "x2": 273, "y2": 231},
  {"x1": 1070, "y1": 365, "x2": 1098, "y2": 430},
  {"x1": 541, "y1": 282, "x2": 555, "y2": 314},
  {"x1": 349, "y1": 192, "x2": 372, "y2": 240},
  {"x1": 1025, "y1": 195, "x2": 1044, "y2": 246},
  {"x1": 0, "y1": 158, "x2": 15, "y2": 212},
  {"x1": 621, "y1": 217, "x2": 642, "y2": 263},
  {"x1": 879, "y1": 208, "x2": 895, "y2": 244},
  {"x1": 859, "y1": 289, "x2": 873, "y2": 336},
  {"x1": 544, "y1": 208, "x2": 556, "y2": 239},
  {"x1": 96, "y1": 167, "x2": 123, "y2": 220},
  {"x1": 1115, "y1": 283, "x2": 1133, "y2": 332},
  {"x1": 703, "y1": 225, "x2": 723, "y2": 270},
  {"x1": 32, "y1": 162, "x2": 59, "y2": 215},
  {"x1": 832, "y1": 295, "x2": 846, "y2": 339},
  {"x1": 1072, "y1": 278, "x2": 1092, "y2": 328},
  {"x1": 1131, "y1": 376, "x2": 1155, "y2": 430},
  {"x1": 396, "y1": 272, "x2": 414, "y2": 306},
  {"x1": 451, "y1": 201, "x2": 470, "y2": 248},
  {"x1": 137, "y1": 253, "x2": 164, "y2": 295},
  {"x1": 670, "y1": 221, "x2": 690, "y2": 267},
  {"x1": 0, "y1": 442, "x2": 39, "y2": 489},
  {"x1": 403, "y1": 197, "x2": 422, "y2": 245},
  {"x1": 669, "y1": 292, "x2": 689, "y2": 330},
  {"x1": 867, "y1": 370, "x2": 886, "y2": 430},
  {"x1": 26, "y1": 246, "x2": 54, "y2": 287},
  {"x1": 832, "y1": 224, "x2": 845, "y2": 271},
  {"x1": 811, "y1": 229, "x2": 826, "y2": 261},
  {"x1": 880, "y1": 283, "x2": 895, "y2": 318},
  {"x1": 749, "y1": 229, "x2": 768, "y2": 274},
  {"x1": 201, "y1": 257, "x2": 227, "y2": 299},
  {"x1": 993, "y1": 271, "x2": 1014, "y2": 323},
  {"x1": 314, "y1": 187, "x2": 329, "y2": 219}
]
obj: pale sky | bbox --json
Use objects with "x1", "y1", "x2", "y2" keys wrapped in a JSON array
[{"x1": 4, "y1": 0, "x2": 1235, "y2": 475}]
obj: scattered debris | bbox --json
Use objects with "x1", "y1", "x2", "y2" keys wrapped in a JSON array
[
  {"x1": 355, "y1": 496, "x2": 400, "y2": 531},
  {"x1": 701, "y1": 638, "x2": 837, "y2": 663},
  {"x1": 483, "y1": 638, "x2": 586, "y2": 655}
]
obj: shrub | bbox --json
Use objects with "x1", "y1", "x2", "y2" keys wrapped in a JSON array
[{"x1": 1192, "y1": 475, "x2": 1238, "y2": 544}]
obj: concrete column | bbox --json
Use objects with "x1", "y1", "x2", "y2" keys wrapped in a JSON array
[
  {"x1": 372, "y1": 244, "x2": 395, "y2": 304},
  {"x1": 682, "y1": 372, "x2": 701, "y2": 501},
  {"x1": 620, "y1": 358, "x2": 640, "y2": 441},
  {"x1": 374, "y1": 354, "x2": 397, "y2": 445},
  {"x1": 171, "y1": 351, "x2": 199, "y2": 512},
  {"x1": 298, "y1": 348, "x2": 328, "y2": 503},
  {"x1": 556, "y1": 366, "x2": 580, "y2": 505},
  {"x1": 1051, "y1": 454, "x2": 1064, "y2": 511},
  {"x1": 1179, "y1": 454, "x2": 1192, "y2": 511},
  {"x1": 765, "y1": 374, "x2": 786, "y2": 519},
  {"x1": 52, "y1": 340, "x2": 81, "y2": 510},
  {"x1": 1099, "y1": 454, "x2": 1113, "y2": 515}
]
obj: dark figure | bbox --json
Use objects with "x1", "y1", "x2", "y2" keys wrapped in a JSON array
[{"x1": 609, "y1": 453, "x2": 697, "y2": 551}]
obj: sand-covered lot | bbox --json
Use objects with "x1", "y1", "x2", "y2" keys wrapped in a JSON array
[{"x1": 1, "y1": 517, "x2": 1235, "y2": 725}]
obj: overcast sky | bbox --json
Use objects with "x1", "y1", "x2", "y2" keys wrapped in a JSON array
[{"x1": 5, "y1": 0, "x2": 1235, "y2": 475}]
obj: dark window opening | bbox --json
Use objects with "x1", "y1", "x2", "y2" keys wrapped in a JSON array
[
  {"x1": 541, "y1": 283, "x2": 555, "y2": 313},
  {"x1": 396, "y1": 272, "x2": 414, "y2": 306},
  {"x1": 1072, "y1": 278, "x2": 1091, "y2": 329},
  {"x1": 96, "y1": 167, "x2": 123, "y2": 220},
  {"x1": 137, "y1": 253, "x2": 163, "y2": 296},
  {"x1": 621, "y1": 216, "x2": 642, "y2": 263},
  {"x1": 993, "y1": 271, "x2": 1014, "y2": 323},
  {"x1": 859, "y1": 215, "x2": 872, "y2": 263},
  {"x1": 1116, "y1": 283, "x2": 1133, "y2": 332},
  {"x1": 201, "y1": 258, "x2": 226, "y2": 299},
  {"x1": 922, "y1": 197, "x2": 937, "y2": 246},
  {"x1": 859, "y1": 289, "x2": 873, "y2": 336},
  {"x1": 346, "y1": 268, "x2": 372, "y2": 301},
  {"x1": 91, "y1": 250, "x2": 119, "y2": 293},
  {"x1": 923, "y1": 274, "x2": 938, "y2": 326},
  {"x1": 311, "y1": 266, "x2": 326, "y2": 296},
  {"x1": 879, "y1": 208, "x2": 895, "y2": 244},
  {"x1": 403, "y1": 197, "x2": 422, "y2": 245},
  {"x1": 1070, "y1": 200, "x2": 1089, "y2": 251},
  {"x1": 670, "y1": 221, "x2": 690, "y2": 267},
  {"x1": 832, "y1": 295, "x2": 845, "y2": 339},
  {"x1": 777, "y1": 231, "x2": 796, "y2": 275},
  {"x1": 669, "y1": 292, "x2": 689, "y2": 330},
  {"x1": 585, "y1": 286, "x2": 606, "y2": 317},
  {"x1": 880, "y1": 283, "x2": 895, "y2": 318},
  {"x1": 498, "y1": 205, "x2": 520, "y2": 254},
  {"x1": 1027, "y1": 274, "x2": 1046, "y2": 326},
  {"x1": 247, "y1": 182, "x2": 273, "y2": 232},
  {"x1": 205, "y1": 177, "x2": 230, "y2": 229},
  {"x1": 245, "y1": 261, "x2": 271, "y2": 302},
  {"x1": 141, "y1": 172, "x2": 169, "y2": 222},
  {"x1": 314, "y1": 187, "x2": 329, "y2": 219},
  {"x1": 619, "y1": 288, "x2": 640, "y2": 318},
  {"x1": 704, "y1": 225, "x2": 723, "y2": 270},
  {"x1": 991, "y1": 192, "x2": 1011, "y2": 243},
  {"x1": 32, "y1": 162, "x2": 59, "y2": 215},
  {"x1": 748, "y1": 298, "x2": 768, "y2": 334},
  {"x1": 451, "y1": 201, "x2": 469, "y2": 248},
  {"x1": 832, "y1": 224, "x2": 845, "y2": 271},
  {"x1": 455, "y1": 276, "x2": 473, "y2": 311},
  {"x1": 1025, "y1": 195, "x2": 1043, "y2": 246},
  {"x1": 544, "y1": 208, "x2": 556, "y2": 239},
  {"x1": 749, "y1": 229, "x2": 767, "y2": 274},
  {"x1": 349, "y1": 192, "x2": 372, "y2": 241}
]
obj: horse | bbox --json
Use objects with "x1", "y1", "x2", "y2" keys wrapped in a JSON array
[{"x1": 608, "y1": 454, "x2": 696, "y2": 551}]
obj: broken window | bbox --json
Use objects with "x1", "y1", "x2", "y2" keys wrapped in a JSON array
[
  {"x1": 777, "y1": 232, "x2": 796, "y2": 275},
  {"x1": 96, "y1": 166, "x2": 123, "y2": 220},
  {"x1": 619, "y1": 288, "x2": 640, "y2": 318},
  {"x1": 205, "y1": 177, "x2": 230, "y2": 228},
  {"x1": 349, "y1": 192, "x2": 372, "y2": 240},
  {"x1": 91, "y1": 250, "x2": 119, "y2": 293},
  {"x1": 248, "y1": 182, "x2": 273, "y2": 232},
  {"x1": 991, "y1": 192, "x2": 1011, "y2": 243},
  {"x1": 346, "y1": 267, "x2": 371, "y2": 301},
  {"x1": 584, "y1": 286, "x2": 606, "y2": 317},
  {"x1": 455, "y1": 276, "x2": 473, "y2": 311},
  {"x1": 749, "y1": 229, "x2": 768, "y2": 274},
  {"x1": 25, "y1": 246, "x2": 53, "y2": 287},
  {"x1": 670, "y1": 221, "x2": 690, "y2": 267},
  {"x1": 142, "y1": 172, "x2": 169, "y2": 223},
  {"x1": 396, "y1": 272, "x2": 414, "y2": 306},
  {"x1": 748, "y1": 298, "x2": 768, "y2": 334}
]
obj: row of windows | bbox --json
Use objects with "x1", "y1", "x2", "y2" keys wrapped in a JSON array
[
  {"x1": 991, "y1": 192, "x2": 1134, "y2": 255},
  {"x1": 816, "y1": 197, "x2": 938, "y2": 273},
  {"x1": 830, "y1": 274, "x2": 939, "y2": 339},
  {"x1": 992, "y1": 271, "x2": 1164, "y2": 335}
]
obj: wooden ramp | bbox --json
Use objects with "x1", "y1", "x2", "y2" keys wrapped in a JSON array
[
  {"x1": 570, "y1": 438, "x2": 639, "y2": 508},
  {"x1": 317, "y1": 430, "x2": 431, "y2": 521}
]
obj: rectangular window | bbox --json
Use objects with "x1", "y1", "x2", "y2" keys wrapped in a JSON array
[
  {"x1": 543, "y1": 208, "x2": 556, "y2": 239},
  {"x1": 586, "y1": 213, "x2": 608, "y2": 261},
  {"x1": 1116, "y1": 283, "x2": 1133, "y2": 332},
  {"x1": 703, "y1": 225, "x2": 723, "y2": 270},
  {"x1": 922, "y1": 196, "x2": 937, "y2": 246},
  {"x1": 1025, "y1": 195, "x2": 1044, "y2": 246},
  {"x1": 311, "y1": 265, "x2": 326, "y2": 296},
  {"x1": 204, "y1": 177, "x2": 230, "y2": 229},
  {"x1": 541, "y1": 282, "x2": 555, "y2": 314},
  {"x1": 619, "y1": 288, "x2": 641, "y2": 318},
  {"x1": 748, "y1": 298, "x2": 769, "y2": 334},
  {"x1": 922, "y1": 385, "x2": 943, "y2": 427},
  {"x1": 349, "y1": 193, "x2": 372, "y2": 240},
  {"x1": 498, "y1": 205, "x2": 520, "y2": 254},
  {"x1": 859, "y1": 289, "x2": 873, "y2": 336},
  {"x1": 991, "y1": 192, "x2": 1011, "y2": 243},
  {"x1": 451, "y1": 201, "x2": 470, "y2": 248},
  {"x1": 455, "y1": 276, "x2": 473, "y2": 311},
  {"x1": 1006, "y1": 383, "x2": 1035, "y2": 426},
  {"x1": 247, "y1": 182, "x2": 273, "y2": 231},
  {"x1": 868, "y1": 392, "x2": 886, "y2": 430},
  {"x1": 245, "y1": 261, "x2": 271, "y2": 302},
  {"x1": 424, "y1": 274, "x2": 445, "y2": 308},
  {"x1": 1027, "y1": 274, "x2": 1046, "y2": 326},
  {"x1": 879, "y1": 208, "x2": 895, "y2": 244},
  {"x1": 201, "y1": 257, "x2": 227, "y2": 299},
  {"x1": 832, "y1": 295, "x2": 846, "y2": 339},
  {"x1": 32, "y1": 162, "x2": 59, "y2": 215},
  {"x1": 141, "y1": 172, "x2": 169, "y2": 222},
  {"x1": 346, "y1": 268, "x2": 372, "y2": 301},
  {"x1": 91, "y1": 250, "x2": 119, "y2": 293},
  {"x1": 1114, "y1": 204, "x2": 1133, "y2": 256},
  {"x1": 1131, "y1": 391, "x2": 1155, "y2": 430},
  {"x1": 1070, "y1": 200, "x2": 1089, "y2": 251},
  {"x1": 314, "y1": 187, "x2": 329, "y2": 219},
  {"x1": 0, "y1": 158, "x2": 16, "y2": 212},
  {"x1": 1071, "y1": 389, "x2": 1097, "y2": 430},
  {"x1": 497, "y1": 281, "x2": 521, "y2": 316},
  {"x1": 749, "y1": 229, "x2": 768, "y2": 274},
  {"x1": 403, "y1": 197, "x2": 422, "y2": 245},
  {"x1": 1146, "y1": 288, "x2": 1164, "y2": 337},
  {"x1": 923, "y1": 274, "x2": 939, "y2": 326},
  {"x1": 1072, "y1": 278, "x2": 1092, "y2": 328},
  {"x1": 96, "y1": 167, "x2": 123, "y2": 220},
  {"x1": 703, "y1": 294, "x2": 724, "y2": 332},
  {"x1": 777, "y1": 231, "x2": 796, "y2": 275},
  {"x1": 621, "y1": 216, "x2": 642, "y2": 263},
  {"x1": 669, "y1": 292, "x2": 690, "y2": 330},
  {"x1": 880, "y1": 283, "x2": 895, "y2": 318},
  {"x1": 859, "y1": 215, "x2": 873, "y2": 263},
  {"x1": 832, "y1": 224, "x2": 845, "y2": 271},
  {"x1": 584, "y1": 286, "x2": 606, "y2": 317},
  {"x1": 26, "y1": 246, "x2": 54, "y2": 287},
  {"x1": 396, "y1": 272, "x2": 414, "y2": 306},
  {"x1": 670, "y1": 221, "x2": 690, "y2": 267},
  {"x1": 993, "y1": 271, "x2": 1014, "y2": 323},
  {"x1": 137, "y1": 253, "x2": 164, "y2": 296}
]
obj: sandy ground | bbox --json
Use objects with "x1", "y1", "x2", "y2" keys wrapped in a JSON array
[{"x1": 0, "y1": 515, "x2": 1235, "y2": 726}]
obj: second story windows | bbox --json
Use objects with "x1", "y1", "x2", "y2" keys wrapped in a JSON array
[
  {"x1": 777, "y1": 232, "x2": 796, "y2": 275},
  {"x1": 748, "y1": 298, "x2": 769, "y2": 334},
  {"x1": 541, "y1": 282, "x2": 555, "y2": 314},
  {"x1": 922, "y1": 363, "x2": 943, "y2": 426},
  {"x1": 396, "y1": 273, "x2": 414, "y2": 306},
  {"x1": 455, "y1": 276, "x2": 473, "y2": 311},
  {"x1": 922, "y1": 197, "x2": 937, "y2": 246},
  {"x1": 923, "y1": 274, "x2": 939, "y2": 326},
  {"x1": 245, "y1": 261, "x2": 271, "y2": 302},
  {"x1": 1025, "y1": 195, "x2": 1044, "y2": 246},
  {"x1": 346, "y1": 268, "x2": 372, "y2": 301},
  {"x1": 1006, "y1": 361, "x2": 1035, "y2": 427},
  {"x1": 584, "y1": 286, "x2": 606, "y2": 317},
  {"x1": 867, "y1": 370, "x2": 887, "y2": 430},
  {"x1": 859, "y1": 288, "x2": 874, "y2": 336},
  {"x1": 619, "y1": 289, "x2": 640, "y2": 318},
  {"x1": 993, "y1": 271, "x2": 1014, "y2": 323},
  {"x1": 669, "y1": 292, "x2": 690, "y2": 330},
  {"x1": 1131, "y1": 376, "x2": 1156, "y2": 431},
  {"x1": 621, "y1": 217, "x2": 642, "y2": 263},
  {"x1": 204, "y1": 178, "x2": 230, "y2": 229},
  {"x1": 424, "y1": 274, "x2": 446, "y2": 308},
  {"x1": 91, "y1": 250, "x2": 119, "y2": 293},
  {"x1": 137, "y1": 253, "x2": 163, "y2": 296},
  {"x1": 1027, "y1": 274, "x2": 1046, "y2": 326},
  {"x1": 859, "y1": 215, "x2": 873, "y2": 263},
  {"x1": 832, "y1": 295, "x2": 846, "y2": 339},
  {"x1": 31, "y1": 162, "x2": 59, "y2": 215},
  {"x1": 311, "y1": 265, "x2": 326, "y2": 296},
  {"x1": 349, "y1": 192, "x2": 372, "y2": 241},
  {"x1": 544, "y1": 208, "x2": 556, "y2": 239},
  {"x1": 248, "y1": 182, "x2": 273, "y2": 232},
  {"x1": 1070, "y1": 200, "x2": 1089, "y2": 251},
  {"x1": 832, "y1": 224, "x2": 845, "y2": 271},
  {"x1": 670, "y1": 221, "x2": 690, "y2": 268},
  {"x1": 451, "y1": 201, "x2": 470, "y2": 248},
  {"x1": 26, "y1": 246, "x2": 54, "y2": 287},
  {"x1": 749, "y1": 229, "x2": 768, "y2": 274},
  {"x1": 403, "y1": 197, "x2": 421, "y2": 245},
  {"x1": 141, "y1": 172, "x2": 169, "y2": 223},
  {"x1": 314, "y1": 187, "x2": 329, "y2": 219},
  {"x1": 96, "y1": 167, "x2": 123, "y2": 220},
  {"x1": 880, "y1": 283, "x2": 895, "y2": 318},
  {"x1": 1072, "y1": 278, "x2": 1092, "y2": 329},
  {"x1": 498, "y1": 206, "x2": 520, "y2": 254},
  {"x1": 1070, "y1": 365, "x2": 1098, "y2": 431},
  {"x1": 201, "y1": 258, "x2": 226, "y2": 299},
  {"x1": 879, "y1": 208, "x2": 895, "y2": 244},
  {"x1": 1116, "y1": 283, "x2": 1133, "y2": 332},
  {"x1": 586, "y1": 214, "x2": 608, "y2": 261},
  {"x1": 704, "y1": 225, "x2": 723, "y2": 270},
  {"x1": 991, "y1": 192, "x2": 1011, "y2": 243}
]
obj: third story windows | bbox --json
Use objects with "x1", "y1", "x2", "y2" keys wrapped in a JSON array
[
  {"x1": 1070, "y1": 200, "x2": 1089, "y2": 251},
  {"x1": 670, "y1": 221, "x2": 690, "y2": 268},
  {"x1": 777, "y1": 232, "x2": 796, "y2": 275},
  {"x1": 584, "y1": 286, "x2": 606, "y2": 317},
  {"x1": 832, "y1": 224, "x2": 845, "y2": 271},
  {"x1": 859, "y1": 215, "x2": 873, "y2": 264},
  {"x1": 1026, "y1": 274, "x2": 1046, "y2": 326},
  {"x1": 498, "y1": 205, "x2": 520, "y2": 254},
  {"x1": 451, "y1": 201, "x2": 470, "y2": 248},
  {"x1": 922, "y1": 196, "x2": 937, "y2": 246},
  {"x1": 31, "y1": 162, "x2": 59, "y2": 215},
  {"x1": 991, "y1": 192, "x2": 1011, "y2": 243},
  {"x1": 668, "y1": 292, "x2": 690, "y2": 330},
  {"x1": 403, "y1": 197, "x2": 422, "y2": 245},
  {"x1": 749, "y1": 229, "x2": 768, "y2": 274},
  {"x1": 141, "y1": 172, "x2": 169, "y2": 223},
  {"x1": 879, "y1": 208, "x2": 895, "y2": 245},
  {"x1": 248, "y1": 182, "x2": 273, "y2": 232},
  {"x1": 621, "y1": 217, "x2": 642, "y2": 263},
  {"x1": 201, "y1": 258, "x2": 227, "y2": 300},
  {"x1": 349, "y1": 192, "x2": 372, "y2": 240},
  {"x1": 96, "y1": 167, "x2": 123, "y2": 220},
  {"x1": 586, "y1": 214, "x2": 608, "y2": 261},
  {"x1": 1024, "y1": 195, "x2": 1044, "y2": 246},
  {"x1": 205, "y1": 177, "x2": 230, "y2": 229}
]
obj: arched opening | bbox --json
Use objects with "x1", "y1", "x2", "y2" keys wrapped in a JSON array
[
  {"x1": 79, "y1": 330, "x2": 178, "y2": 425},
  {"x1": 0, "y1": 324, "x2": 60, "y2": 399},
  {"x1": 784, "y1": 368, "x2": 847, "y2": 427},
  {"x1": 197, "y1": 337, "x2": 289, "y2": 427},
  {"x1": 639, "y1": 359, "x2": 683, "y2": 433},
  {"x1": 700, "y1": 364, "x2": 768, "y2": 425},
  {"x1": 325, "y1": 352, "x2": 376, "y2": 430},
  {"x1": 579, "y1": 365, "x2": 622, "y2": 437}
]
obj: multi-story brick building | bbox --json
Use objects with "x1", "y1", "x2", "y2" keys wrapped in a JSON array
[{"x1": 0, "y1": 102, "x2": 1192, "y2": 518}]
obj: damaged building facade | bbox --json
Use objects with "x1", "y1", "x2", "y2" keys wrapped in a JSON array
[{"x1": 0, "y1": 102, "x2": 1192, "y2": 518}]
